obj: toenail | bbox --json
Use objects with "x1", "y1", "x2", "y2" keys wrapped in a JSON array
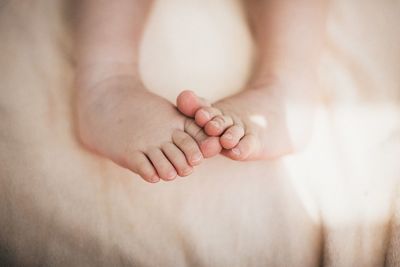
[
  {"x1": 231, "y1": 147, "x2": 241, "y2": 156},
  {"x1": 223, "y1": 133, "x2": 233, "y2": 140},
  {"x1": 150, "y1": 175, "x2": 160, "y2": 183},
  {"x1": 191, "y1": 153, "x2": 202, "y2": 164},
  {"x1": 199, "y1": 110, "x2": 210, "y2": 120},
  {"x1": 167, "y1": 170, "x2": 177, "y2": 180},
  {"x1": 181, "y1": 168, "x2": 193, "y2": 176}
]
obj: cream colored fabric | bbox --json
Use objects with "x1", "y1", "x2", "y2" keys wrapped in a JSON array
[{"x1": 0, "y1": 0, "x2": 399, "y2": 266}]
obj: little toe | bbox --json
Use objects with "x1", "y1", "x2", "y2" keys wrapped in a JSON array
[
  {"x1": 222, "y1": 134, "x2": 259, "y2": 161},
  {"x1": 162, "y1": 142, "x2": 193, "y2": 177},
  {"x1": 194, "y1": 107, "x2": 222, "y2": 127},
  {"x1": 147, "y1": 148, "x2": 177, "y2": 181},
  {"x1": 128, "y1": 152, "x2": 160, "y2": 183},
  {"x1": 220, "y1": 125, "x2": 245, "y2": 149},
  {"x1": 176, "y1": 90, "x2": 210, "y2": 117},
  {"x1": 172, "y1": 130, "x2": 203, "y2": 166},
  {"x1": 204, "y1": 115, "x2": 234, "y2": 136},
  {"x1": 184, "y1": 119, "x2": 222, "y2": 158}
]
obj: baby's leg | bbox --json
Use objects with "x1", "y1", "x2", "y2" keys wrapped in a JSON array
[
  {"x1": 76, "y1": 1, "x2": 221, "y2": 182},
  {"x1": 177, "y1": 0, "x2": 327, "y2": 160}
]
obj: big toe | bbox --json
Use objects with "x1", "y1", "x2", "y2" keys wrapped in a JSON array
[{"x1": 176, "y1": 90, "x2": 210, "y2": 117}]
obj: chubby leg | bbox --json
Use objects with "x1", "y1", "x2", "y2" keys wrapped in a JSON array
[
  {"x1": 75, "y1": 0, "x2": 222, "y2": 182},
  {"x1": 177, "y1": 0, "x2": 327, "y2": 160}
]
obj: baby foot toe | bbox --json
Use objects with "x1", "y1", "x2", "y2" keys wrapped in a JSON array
[
  {"x1": 194, "y1": 107, "x2": 222, "y2": 127},
  {"x1": 147, "y1": 148, "x2": 177, "y2": 181},
  {"x1": 184, "y1": 119, "x2": 222, "y2": 158},
  {"x1": 204, "y1": 115, "x2": 234, "y2": 136},
  {"x1": 222, "y1": 133, "x2": 259, "y2": 161},
  {"x1": 176, "y1": 90, "x2": 210, "y2": 117},
  {"x1": 172, "y1": 130, "x2": 203, "y2": 166},
  {"x1": 199, "y1": 137, "x2": 222, "y2": 158},
  {"x1": 162, "y1": 142, "x2": 193, "y2": 177},
  {"x1": 220, "y1": 124, "x2": 245, "y2": 149},
  {"x1": 129, "y1": 152, "x2": 160, "y2": 183}
]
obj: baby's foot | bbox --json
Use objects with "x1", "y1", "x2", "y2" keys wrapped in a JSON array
[
  {"x1": 76, "y1": 76, "x2": 221, "y2": 183},
  {"x1": 177, "y1": 89, "x2": 293, "y2": 160}
]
